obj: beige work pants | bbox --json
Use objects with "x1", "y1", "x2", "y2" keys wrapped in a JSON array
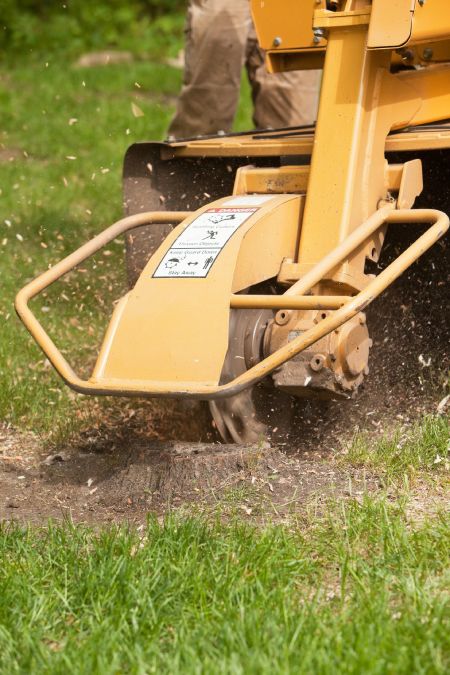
[{"x1": 168, "y1": 0, "x2": 320, "y2": 138}]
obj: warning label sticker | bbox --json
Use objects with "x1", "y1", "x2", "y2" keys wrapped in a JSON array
[{"x1": 152, "y1": 208, "x2": 257, "y2": 278}]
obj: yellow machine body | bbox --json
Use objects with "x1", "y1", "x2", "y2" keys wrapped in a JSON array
[
  {"x1": 15, "y1": 1, "x2": 450, "y2": 431},
  {"x1": 93, "y1": 195, "x2": 301, "y2": 388},
  {"x1": 252, "y1": 0, "x2": 450, "y2": 71}
]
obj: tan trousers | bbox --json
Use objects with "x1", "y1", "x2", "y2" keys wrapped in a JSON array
[{"x1": 168, "y1": 0, "x2": 320, "y2": 138}]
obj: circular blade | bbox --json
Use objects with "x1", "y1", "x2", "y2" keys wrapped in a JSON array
[{"x1": 209, "y1": 307, "x2": 295, "y2": 443}]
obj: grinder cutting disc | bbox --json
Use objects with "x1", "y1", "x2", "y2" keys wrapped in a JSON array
[{"x1": 209, "y1": 306, "x2": 296, "y2": 444}]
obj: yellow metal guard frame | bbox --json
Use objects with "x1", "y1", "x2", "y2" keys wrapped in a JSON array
[{"x1": 15, "y1": 208, "x2": 448, "y2": 400}]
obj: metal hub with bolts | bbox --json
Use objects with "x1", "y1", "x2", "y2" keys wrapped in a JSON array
[
  {"x1": 210, "y1": 294, "x2": 373, "y2": 442},
  {"x1": 266, "y1": 307, "x2": 372, "y2": 400}
]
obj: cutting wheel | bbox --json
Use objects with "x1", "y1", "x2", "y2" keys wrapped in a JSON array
[{"x1": 209, "y1": 306, "x2": 296, "y2": 444}]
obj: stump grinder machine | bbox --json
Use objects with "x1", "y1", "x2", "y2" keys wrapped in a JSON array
[{"x1": 16, "y1": 0, "x2": 450, "y2": 442}]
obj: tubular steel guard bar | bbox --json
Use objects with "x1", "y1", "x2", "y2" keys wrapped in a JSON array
[{"x1": 15, "y1": 208, "x2": 448, "y2": 400}]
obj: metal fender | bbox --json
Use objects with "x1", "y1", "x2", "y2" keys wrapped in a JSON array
[{"x1": 91, "y1": 195, "x2": 302, "y2": 388}]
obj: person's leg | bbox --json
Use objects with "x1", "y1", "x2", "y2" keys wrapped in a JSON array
[
  {"x1": 168, "y1": 0, "x2": 251, "y2": 139},
  {"x1": 246, "y1": 25, "x2": 321, "y2": 129}
]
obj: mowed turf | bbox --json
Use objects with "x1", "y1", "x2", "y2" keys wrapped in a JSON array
[
  {"x1": 0, "y1": 53, "x2": 252, "y2": 438},
  {"x1": 1, "y1": 497, "x2": 449, "y2": 674},
  {"x1": 0, "y1": 58, "x2": 176, "y2": 434}
]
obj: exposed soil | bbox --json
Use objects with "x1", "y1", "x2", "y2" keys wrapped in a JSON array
[
  {"x1": 74, "y1": 51, "x2": 133, "y2": 68},
  {"x1": 0, "y1": 146, "x2": 25, "y2": 162},
  {"x1": 0, "y1": 422, "x2": 383, "y2": 525}
]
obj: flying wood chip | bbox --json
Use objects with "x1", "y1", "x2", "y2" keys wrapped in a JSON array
[{"x1": 131, "y1": 102, "x2": 144, "y2": 118}]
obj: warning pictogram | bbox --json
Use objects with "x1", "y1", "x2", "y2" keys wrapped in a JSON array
[{"x1": 153, "y1": 207, "x2": 257, "y2": 278}]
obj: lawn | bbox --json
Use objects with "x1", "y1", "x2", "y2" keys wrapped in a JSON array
[
  {"x1": 0, "y1": 47, "x2": 253, "y2": 440},
  {"x1": 1, "y1": 497, "x2": 449, "y2": 674}
]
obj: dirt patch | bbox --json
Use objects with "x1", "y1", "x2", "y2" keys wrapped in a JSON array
[
  {"x1": 0, "y1": 423, "x2": 380, "y2": 525},
  {"x1": 0, "y1": 147, "x2": 25, "y2": 162},
  {"x1": 74, "y1": 51, "x2": 133, "y2": 68},
  {"x1": 404, "y1": 480, "x2": 449, "y2": 524}
]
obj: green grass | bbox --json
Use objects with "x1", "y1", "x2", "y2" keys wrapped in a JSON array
[
  {"x1": 0, "y1": 497, "x2": 449, "y2": 674},
  {"x1": 0, "y1": 54, "x2": 253, "y2": 438},
  {"x1": 1, "y1": 4, "x2": 186, "y2": 62},
  {"x1": 343, "y1": 415, "x2": 449, "y2": 483}
]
